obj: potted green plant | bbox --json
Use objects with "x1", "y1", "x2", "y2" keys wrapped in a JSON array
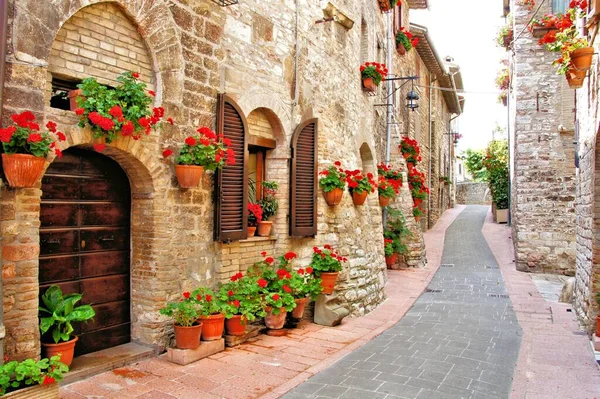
[
  {"x1": 159, "y1": 291, "x2": 203, "y2": 350},
  {"x1": 413, "y1": 206, "x2": 423, "y2": 223},
  {"x1": 193, "y1": 288, "x2": 225, "y2": 341},
  {"x1": 395, "y1": 27, "x2": 419, "y2": 55},
  {"x1": 217, "y1": 273, "x2": 262, "y2": 336},
  {"x1": 496, "y1": 23, "x2": 513, "y2": 49},
  {"x1": 377, "y1": 176, "x2": 396, "y2": 207},
  {"x1": 247, "y1": 203, "x2": 263, "y2": 237},
  {"x1": 400, "y1": 136, "x2": 420, "y2": 161},
  {"x1": 74, "y1": 71, "x2": 171, "y2": 150},
  {"x1": 257, "y1": 181, "x2": 279, "y2": 236},
  {"x1": 0, "y1": 355, "x2": 68, "y2": 398},
  {"x1": 0, "y1": 111, "x2": 65, "y2": 188},
  {"x1": 319, "y1": 162, "x2": 347, "y2": 206},
  {"x1": 310, "y1": 245, "x2": 347, "y2": 295},
  {"x1": 411, "y1": 188, "x2": 427, "y2": 207},
  {"x1": 345, "y1": 169, "x2": 376, "y2": 206},
  {"x1": 378, "y1": 0, "x2": 398, "y2": 13},
  {"x1": 163, "y1": 127, "x2": 235, "y2": 188},
  {"x1": 360, "y1": 62, "x2": 387, "y2": 92},
  {"x1": 483, "y1": 140, "x2": 509, "y2": 223},
  {"x1": 39, "y1": 285, "x2": 95, "y2": 367},
  {"x1": 383, "y1": 208, "x2": 412, "y2": 268}
]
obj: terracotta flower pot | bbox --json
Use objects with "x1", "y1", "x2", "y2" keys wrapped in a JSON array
[
  {"x1": 362, "y1": 78, "x2": 377, "y2": 92},
  {"x1": 173, "y1": 322, "x2": 203, "y2": 349},
  {"x1": 402, "y1": 152, "x2": 411, "y2": 159},
  {"x1": 248, "y1": 226, "x2": 257, "y2": 236},
  {"x1": 385, "y1": 253, "x2": 399, "y2": 267},
  {"x1": 566, "y1": 72, "x2": 585, "y2": 89},
  {"x1": 397, "y1": 44, "x2": 406, "y2": 55},
  {"x1": 502, "y1": 96, "x2": 508, "y2": 107},
  {"x1": 407, "y1": 162, "x2": 415, "y2": 169},
  {"x1": 379, "y1": 195, "x2": 392, "y2": 207},
  {"x1": 320, "y1": 272, "x2": 339, "y2": 295},
  {"x1": 199, "y1": 313, "x2": 225, "y2": 341},
  {"x1": 323, "y1": 187, "x2": 344, "y2": 206},
  {"x1": 352, "y1": 190, "x2": 368, "y2": 206},
  {"x1": 415, "y1": 216, "x2": 421, "y2": 223},
  {"x1": 225, "y1": 315, "x2": 247, "y2": 336},
  {"x1": 570, "y1": 47, "x2": 594, "y2": 71},
  {"x1": 264, "y1": 307, "x2": 287, "y2": 329},
  {"x1": 596, "y1": 315, "x2": 600, "y2": 338},
  {"x1": 413, "y1": 198, "x2": 422, "y2": 207},
  {"x1": 378, "y1": 0, "x2": 393, "y2": 12},
  {"x1": 291, "y1": 297, "x2": 308, "y2": 319},
  {"x1": 175, "y1": 164, "x2": 204, "y2": 188},
  {"x1": 68, "y1": 89, "x2": 84, "y2": 111},
  {"x1": 41, "y1": 336, "x2": 78, "y2": 367},
  {"x1": 1, "y1": 154, "x2": 46, "y2": 188},
  {"x1": 257, "y1": 221, "x2": 273, "y2": 236}
]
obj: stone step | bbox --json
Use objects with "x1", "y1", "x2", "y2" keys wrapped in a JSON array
[{"x1": 61, "y1": 342, "x2": 157, "y2": 386}]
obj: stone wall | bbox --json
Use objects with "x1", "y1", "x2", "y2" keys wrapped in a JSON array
[
  {"x1": 0, "y1": 0, "x2": 456, "y2": 359},
  {"x1": 455, "y1": 182, "x2": 491, "y2": 205},
  {"x1": 510, "y1": 0, "x2": 576, "y2": 275}
]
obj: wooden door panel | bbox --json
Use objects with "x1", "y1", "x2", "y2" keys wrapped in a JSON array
[
  {"x1": 44, "y1": 153, "x2": 80, "y2": 175},
  {"x1": 39, "y1": 280, "x2": 81, "y2": 298},
  {"x1": 80, "y1": 179, "x2": 128, "y2": 201},
  {"x1": 80, "y1": 204, "x2": 128, "y2": 226},
  {"x1": 79, "y1": 275, "x2": 129, "y2": 305},
  {"x1": 81, "y1": 301, "x2": 129, "y2": 333},
  {"x1": 80, "y1": 252, "x2": 128, "y2": 278},
  {"x1": 40, "y1": 230, "x2": 78, "y2": 256},
  {"x1": 75, "y1": 323, "x2": 130, "y2": 356},
  {"x1": 39, "y1": 256, "x2": 79, "y2": 284},
  {"x1": 79, "y1": 228, "x2": 128, "y2": 252},
  {"x1": 40, "y1": 176, "x2": 80, "y2": 200},
  {"x1": 40, "y1": 204, "x2": 78, "y2": 227}
]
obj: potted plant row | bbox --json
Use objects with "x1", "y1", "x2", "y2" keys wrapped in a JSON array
[
  {"x1": 0, "y1": 112, "x2": 66, "y2": 188},
  {"x1": 0, "y1": 355, "x2": 68, "y2": 398},
  {"x1": 396, "y1": 27, "x2": 419, "y2": 55},
  {"x1": 163, "y1": 126, "x2": 235, "y2": 188},
  {"x1": 360, "y1": 62, "x2": 388, "y2": 92},
  {"x1": 377, "y1": 163, "x2": 403, "y2": 206},
  {"x1": 383, "y1": 208, "x2": 412, "y2": 268}
]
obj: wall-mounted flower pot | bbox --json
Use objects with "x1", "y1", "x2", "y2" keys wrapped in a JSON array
[
  {"x1": 378, "y1": 0, "x2": 393, "y2": 12},
  {"x1": 199, "y1": 314, "x2": 225, "y2": 341},
  {"x1": 175, "y1": 164, "x2": 203, "y2": 188},
  {"x1": 407, "y1": 162, "x2": 415, "y2": 169},
  {"x1": 385, "y1": 253, "x2": 399, "y2": 267},
  {"x1": 320, "y1": 272, "x2": 339, "y2": 295},
  {"x1": 248, "y1": 226, "x2": 257, "y2": 236},
  {"x1": 415, "y1": 216, "x2": 421, "y2": 223},
  {"x1": 362, "y1": 78, "x2": 377, "y2": 92},
  {"x1": 264, "y1": 307, "x2": 287, "y2": 329},
  {"x1": 173, "y1": 323, "x2": 203, "y2": 349},
  {"x1": 413, "y1": 198, "x2": 422, "y2": 207},
  {"x1": 570, "y1": 47, "x2": 594, "y2": 70},
  {"x1": 323, "y1": 187, "x2": 343, "y2": 206},
  {"x1": 67, "y1": 89, "x2": 84, "y2": 111},
  {"x1": 352, "y1": 190, "x2": 368, "y2": 205},
  {"x1": 396, "y1": 44, "x2": 406, "y2": 55},
  {"x1": 41, "y1": 336, "x2": 77, "y2": 367},
  {"x1": 257, "y1": 220, "x2": 273, "y2": 236},
  {"x1": 501, "y1": 96, "x2": 508, "y2": 106},
  {"x1": 531, "y1": 26, "x2": 557, "y2": 38},
  {"x1": 2, "y1": 153, "x2": 46, "y2": 188},
  {"x1": 379, "y1": 195, "x2": 392, "y2": 207},
  {"x1": 225, "y1": 315, "x2": 246, "y2": 336}
]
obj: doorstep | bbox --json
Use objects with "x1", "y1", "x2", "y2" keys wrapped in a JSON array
[{"x1": 60, "y1": 342, "x2": 157, "y2": 385}]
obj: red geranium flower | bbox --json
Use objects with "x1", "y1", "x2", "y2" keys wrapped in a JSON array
[
  {"x1": 148, "y1": 90, "x2": 156, "y2": 96},
  {"x1": 196, "y1": 294, "x2": 202, "y2": 300},
  {"x1": 265, "y1": 257, "x2": 274, "y2": 264},
  {"x1": 93, "y1": 143, "x2": 106, "y2": 152},
  {"x1": 162, "y1": 149, "x2": 173, "y2": 158},
  {"x1": 54, "y1": 148, "x2": 63, "y2": 158},
  {"x1": 75, "y1": 108, "x2": 85, "y2": 115},
  {"x1": 258, "y1": 279, "x2": 267, "y2": 288},
  {"x1": 43, "y1": 376, "x2": 56, "y2": 385},
  {"x1": 46, "y1": 121, "x2": 57, "y2": 132},
  {"x1": 183, "y1": 292, "x2": 190, "y2": 299},
  {"x1": 284, "y1": 252, "x2": 297, "y2": 260},
  {"x1": 272, "y1": 294, "x2": 280, "y2": 301},
  {"x1": 261, "y1": 251, "x2": 267, "y2": 256},
  {"x1": 167, "y1": 117, "x2": 174, "y2": 125},
  {"x1": 27, "y1": 133, "x2": 42, "y2": 143},
  {"x1": 306, "y1": 267, "x2": 313, "y2": 274},
  {"x1": 283, "y1": 285, "x2": 291, "y2": 293},
  {"x1": 233, "y1": 300, "x2": 240, "y2": 307},
  {"x1": 132, "y1": 72, "x2": 140, "y2": 79},
  {"x1": 205, "y1": 294, "x2": 212, "y2": 302},
  {"x1": 185, "y1": 137, "x2": 196, "y2": 146},
  {"x1": 228, "y1": 290, "x2": 234, "y2": 297}
]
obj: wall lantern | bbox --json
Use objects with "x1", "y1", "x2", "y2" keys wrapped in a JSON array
[{"x1": 406, "y1": 90, "x2": 420, "y2": 111}]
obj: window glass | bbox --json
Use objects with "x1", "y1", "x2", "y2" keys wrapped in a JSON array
[{"x1": 552, "y1": 0, "x2": 568, "y2": 14}]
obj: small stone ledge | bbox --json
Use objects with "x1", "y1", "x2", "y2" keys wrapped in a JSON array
[
  {"x1": 239, "y1": 236, "x2": 276, "y2": 245},
  {"x1": 224, "y1": 325, "x2": 261, "y2": 347},
  {"x1": 166, "y1": 339, "x2": 224, "y2": 365}
]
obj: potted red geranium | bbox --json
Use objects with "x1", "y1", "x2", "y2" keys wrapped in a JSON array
[
  {"x1": 248, "y1": 203, "x2": 263, "y2": 236},
  {"x1": 378, "y1": 0, "x2": 398, "y2": 13},
  {"x1": 345, "y1": 169, "x2": 376, "y2": 206},
  {"x1": 377, "y1": 176, "x2": 396, "y2": 207},
  {"x1": 193, "y1": 288, "x2": 225, "y2": 341},
  {"x1": 413, "y1": 206, "x2": 423, "y2": 223},
  {"x1": 310, "y1": 245, "x2": 347, "y2": 295},
  {"x1": 360, "y1": 62, "x2": 388, "y2": 92},
  {"x1": 159, "y1": 291, "x2": 203, "y2": 349},
  {"x1": 163, "y1": 127, "x2": 235, "y2": 188},
  {"x1": 396, "y1": 27, "x2": 419, "y2": 55},
  {"x1": 319, "y1": 161, "x2": 347, "y2": 206},
  {"x1": 400, "y1": 136, "x2": 420, "y2": 161},
  {"x1": 0, "y1": 355, "x2": 68, "y2": 398},
  {"x1": 0, "y1": 111, "x2": 65, "y2": 188},
  {"x1": 217, "y1": 273, "x2": 262, "y2": 336}
]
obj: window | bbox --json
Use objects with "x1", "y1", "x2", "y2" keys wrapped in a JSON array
[
  {"x1": 360, "y1": 19, "x2": 369, "y2": 65},
  {"x1": 393, "y1": 4, "x2": 403, "y2": 34},
  {"x1": 552, "y1": 0, "x2": 568, "y2": 13},
  {"x1": 50, "y1": 76, "x2": 81, "y2": 111},
  {"x1": 290, "y1": 119, "x2": 318, "y2": 237}
]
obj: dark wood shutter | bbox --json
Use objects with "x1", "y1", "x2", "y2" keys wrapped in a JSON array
[
  {"x1": 215, "y1": 94, "x2": 248, "y2": 242},
  {"x1": 290, "y1": 118, "x2": 318, "y2": 237}
]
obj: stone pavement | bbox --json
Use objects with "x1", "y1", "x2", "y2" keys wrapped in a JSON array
[
  {"x1": 482, "y1": 212, "x2": 600, "y2": 399},
  {"x1": 59, "y1": 207, "x2": 464, "y2": 399},
  {"x1": 284, "y1": 206, "x2": 523, "y2": 399}
]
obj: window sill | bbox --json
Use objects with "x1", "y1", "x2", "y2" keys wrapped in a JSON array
[{"x1": 239, "y1": 236, "x2": 276, "y2": 243}]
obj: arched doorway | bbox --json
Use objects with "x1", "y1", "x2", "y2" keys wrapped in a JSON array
[{"x1": 39, "y1": 148, "x2": 131, "y2": 355}]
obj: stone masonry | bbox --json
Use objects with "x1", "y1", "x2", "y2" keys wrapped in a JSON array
[
  {"x1": 509, "y1": 0, "x2": 577, "y2": 275},
  {"x1": 0, "y1": 0, "x2": 459, "y2": 360}
]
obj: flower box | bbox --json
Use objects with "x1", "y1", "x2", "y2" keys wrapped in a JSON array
[
  {"x1": 531, "y1": 26, "x2": 557, "y2": 38},
  {"x1": 4, "y1": 383, "x2": 59, "y2": 399}
]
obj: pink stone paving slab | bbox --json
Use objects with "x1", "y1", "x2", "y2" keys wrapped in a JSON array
[
  {"x1": 482, "y1": 209, "x2": 600, "y2": 399},
  {"x1": 60, "y1": 206, "x2": 465, "y2": 399}
]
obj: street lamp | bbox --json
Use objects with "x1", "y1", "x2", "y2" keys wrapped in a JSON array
[{"x1": 406, "y1": 90, "x2": 420, "y2": 111}]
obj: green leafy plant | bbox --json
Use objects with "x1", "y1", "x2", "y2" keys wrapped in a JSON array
[
  {"x1": 378, "y1": 176, "x2": 396, "y2": 199},
  {"x1": 462, "y1": 148, "x2": 488, "y2": 181},
  {"x1": 345, "y1": 169, "x2": 376, "y2": 194},
  {"x1": 319, "y1": 162, "x2": 347, "y2": 192},
  {"x1": 247, "y1": 252, "x2": 299, "y2": 315},
  {"x1": 384, "y1": 207, "x2": 412, "y2": 256},
  {"x1": 310, "y1": 245, "x2": 347, "y2": 277},
  {"x1": 217, "y1": 274, "x2": 263, "y2": 322},
  {"x1": 0, "y1": 356, "x2": 68, "y2": 395},
  {"x1": 413, "y1": 206, "x2": 423, "y2": 218},
  {"x1": 396, "y1": 27, "x2": 419, "y2": 51},
  {"x1": 39, "y1": 285, "x2": 96, "y2": 344},
  {"x1": 163, "y1": 127, "x2": 235, "y2": 170},
  {"x1": 483, "y1": 140, "x2": 509, "y2": 209},
  {"x1": 258, "y1": 181, "x2": 279, "y2": 219},
  {"x1": 76, "y1": 71, "x2": 171, "y2": 149},
  {"x1": 159, "y1": 291, "x2": 202, "y2": 327},
  {"x1": 0, "y1": 111, "x2": 65, "y2": 158},
  {"x1": 360, "y1": 62, "x2": 388, "y2": 86},
  {"x1": 193, "y1": 287, "x2": 223, "y2": 316}
]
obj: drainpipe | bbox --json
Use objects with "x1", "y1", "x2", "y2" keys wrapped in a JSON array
[
  {"x1": 428, "y1": 75, "x2": 436, "y2": 229},
  {"x1": 383, "y1": 11, "x2": 393, "y2": 228},
  {"x1": 0, "y1": 0, "x2": 8, "y2": 364}
]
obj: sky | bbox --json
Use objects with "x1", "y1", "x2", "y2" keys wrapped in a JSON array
[{"x1": 411, "y1": 0, "x2": 508, "y2": 153}]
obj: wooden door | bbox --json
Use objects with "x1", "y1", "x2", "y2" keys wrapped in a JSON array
[{"x1": 39, "y1": 148, "x2": 131, "y2": 356}]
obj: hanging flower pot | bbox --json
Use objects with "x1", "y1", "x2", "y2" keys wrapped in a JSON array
[
  {"x1": 319, "y1": 272, "x2": 339, "y2": 295},
  {"x1": 291, "y1": 297, "x2": 308, "y2": 319},
  {"x1": 596, "y1": 315, "x2": 600, "y2": 338},
  {"x1": 173, "y1": 323, "x2": 203, "y2": 349},
  {"x1": 402, "y1": 152, "x2": 411, "y2": 159},
  {"x1": 379, "y1": 195, "x2": 392, "y2": 207},
  {"x1": 225, "y1": 315, "x2": 247, "y2": 336},
  {"x1": 415, "y1": 216, "x2": 421, "y2": 223},
  {"x1": 257, "y1": 221, "x2": 273, "y2": 237},
  {"x1": 413, "y1": 198, "x2": 423, "y2": 207},
  {"x1": 385, "y1": 253, "x2": 399, "y2": 267},
  {"x1": 175, "y1": 165, "x2": 204, "y2": 188},
  {"x1": 248, "y1": 226, "x2": 257, "y2": 236},
  {"x1": 396, "y1": 44, "x2": 406, "y2": 55},
  {"x1": 264, "y1": 307, "x2": 287, "y2": 329},
  {"x1": 407, "y1": 162, "x2": 415, "y2": 170},
  {"x1": 2, "y1": 154, "x2": 46, "y2": 188},
  {"x1": 41, "y1": 336, "x2": 78, "y2": 367},
  {"x1": 362, "y1": 78, "x2": 376, "y2": 92},
  {"x1": 566, "y1": 66, "x2": 586, "y2": 89},
  {"x1": 323, "y1": 187, "x2": 344, "y2": 206},
  {"x1": 199, "y1": 313, "x2": 225, "y2": 341},
  {"x1": 570, "y1": 47, "x2": 594, "y2": 71},
  {"x1": 352, "y1": 190, "x2": 368, "y2": 206}
]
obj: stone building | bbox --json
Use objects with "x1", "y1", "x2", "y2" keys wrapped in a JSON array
[
  {"x1": 507, "y1": 0, "x2": 577, "y2": 275},
  {"x1": 0, "y1": 0, "x2": 462, "y2": 362}
]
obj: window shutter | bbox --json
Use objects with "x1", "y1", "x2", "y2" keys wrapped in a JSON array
[
  {"x1": 215, "y1": 94, "x2": 248, "y2": 242},
  {"x1": 290, "y1": 118, "x2": 318, "y2": 237}
]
